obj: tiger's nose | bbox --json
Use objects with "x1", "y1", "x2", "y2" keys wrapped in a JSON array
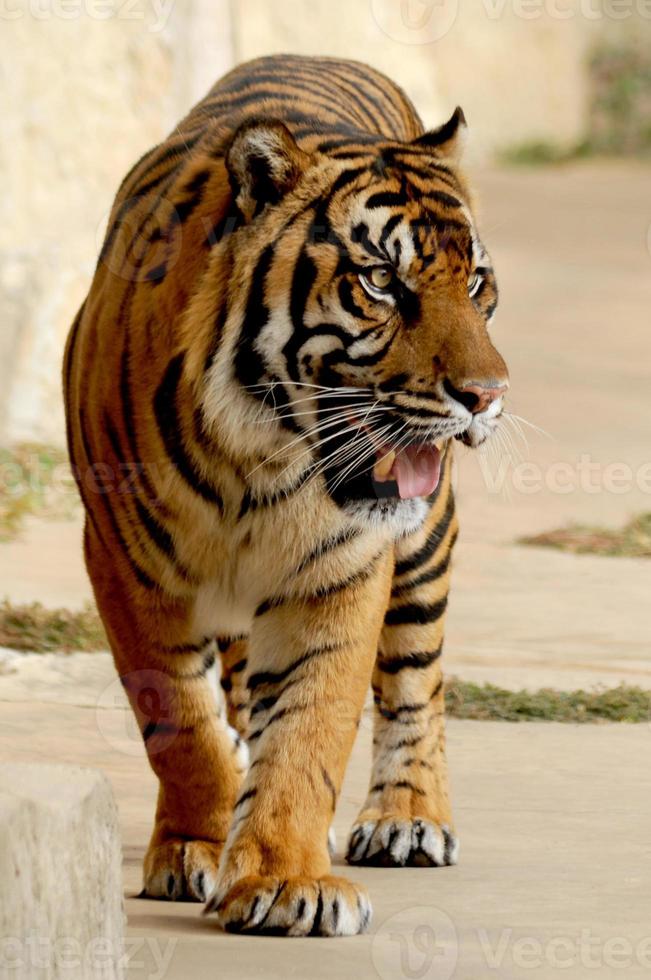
[{"x1": 444, "y1": 379, "x2": 509, "y2": 414}]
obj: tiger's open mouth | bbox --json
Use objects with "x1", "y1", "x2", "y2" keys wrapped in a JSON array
[
  {"x1": 354, "y1": 420, "x2": 443, "y2": 499},
  {"x1": 321, "y1": 408, "x2": 447, "y2": 505},
  {"x1": 371, "y1": 442, "x2": 442, "y2": 499}
]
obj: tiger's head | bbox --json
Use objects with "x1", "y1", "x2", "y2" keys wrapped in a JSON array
[{"x1": 210, "y1": 109, "x2": 508, "y2": 518}]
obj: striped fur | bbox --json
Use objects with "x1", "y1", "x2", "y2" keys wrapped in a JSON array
[{"x1": 63, "y1": 54, "x2": 508, "y2": 936}]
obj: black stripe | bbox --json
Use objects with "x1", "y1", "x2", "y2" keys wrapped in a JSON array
[
  {"x1": 424, "y1": 190, "x2": 462, "y2": 209},
  {"x1": 153, "y1": 353, "x2": 224, "y2": 509},
  {"x1": 170, "y1": 168, "x2": 211, "y2": 227},
  {"x1": 303, "y1": 64, "x2": 390, "y2": 132},
  {"x1": 63, "y1": 303, "x2": 84, "y2": 416},
  {"x1": 384, "y1": 595, "x2": 448, "y2": 627},
  {"x1": 250, "y1": 694, "x2": 278, "y2": 717},
  {"x1": 325, "y1": 60, "x2": 407, "y2": 136},
  {"x1": 100, "y1": 148, "x2": 195, "y2": 264},
  {"x1": 294, "y1": 526, "x2": 361, "y2": 575},
  {"x1": 390, "y1": 734, "x2": 424, "y2": 749},
  {"x1": 430, "y1": 677, "x2": 444, "y2": 700},
  {"x1": 238, "y1": 466, "x2": 313, "y2": 519},
  {"x1": 64, "y1": 309, "x2": 109, "y2": 549},
  {"x1": 210, "y1": 85, "x2": 355, "y2": 127},
  {"x1": 305, "y1": 552, "x2": 384, "y2": 602},
  {"x1": 247, "y1": 643, "x2": 341, "y2": 692},
  {"x1": 366, "y1": 191, "x2": 407, "y2": 210},
  {"x1": 378, "y1": 372, "x2": 409, "y2": 393},
  {"x1": 338, "y1": 277, "x2": 369, "y2": 320},
  {"x1": 142, "y1": 721, "x2": 192, "y2": 743},
  {"x1": 217, "y1": 635, "x2": 247, "y2": 653},
  {"x1": 348, "y1": 324, "x2": 400, "y2": 367},
  {"x1": 162, "y1": 635, "x2": 214, "y2": 655},
  {"x1": 281, "y1": 247, "x2": 318, "y2": 380},
  {"x1": 394, "y1": 492, "x2": 455, "y2": 577},
  {"x1": 391, "y1": 530, "x2": 457, "y2": 596},
  {"x1": 377, "y1": 643, "x2": 443, "y2": 674},
  {"x1": 321, "y1": 767, "x2": 337, "y2": 810},
  {"x1": 144, "y1": 261, "x2": 167, "y2": 284},
  {"x1": 78, "y1": 409, "x2": 157, "y2": 591},
  {"x1": 371, "y1": 780, "x2": 425, "y2": 796},
  {"x1": 124, "y1": 134, "x2": 201, "y2": 201},
  {"x1": 132, "y1": 497, "x2": 197, "y2": 583},
  {"x1": 217, "y1": 58, "x2": 380, "y2": 138},
  {"x1": 254, "y1": 595, "x2": 284, "y2": 618},
  {"x1": 310, "y1": 887, "x2": 325, "y2": 937},
  {"x1": 376, "y1": 698, "x2": 428, "y2": 721},
  {"x1": 234, "y1": 245, "x2": 274, "y2": 391},
  {"x1": 248, "y1": 703, "x2": 306, "y2": 742},
  {"x1": 328, "y1": 166, "x2": 368, "y2": 199},
  {"x1": 379, "y1": 213, "x2": 403, "y2": 251},
  {"x1": 235, "y1": 787, "x2": 257, "y2": 809},
  {"x1": 351, "y1": 222, "x2": 385, "y2": 260},
  {"x1": 116, "y1": 142, "x2": 162, "y2": 198}
]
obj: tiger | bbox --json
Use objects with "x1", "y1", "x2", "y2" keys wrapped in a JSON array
[{"x1": 63, "y1": 53, "x2": 508, "y2": 937}]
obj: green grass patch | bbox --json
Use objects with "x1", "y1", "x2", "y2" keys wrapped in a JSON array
[
  {"x1": 520, "y1": 513, "x2": 651, "y2": 558},
  {"x1": 0, "y1": 444, "x2": 79, "y2": 541},
  {"x1": 445, "y1": 679, "x2": 651, "y2": 724},
  {"x1": 0, "y1": 600, "x2": 107, "y2": 653}
]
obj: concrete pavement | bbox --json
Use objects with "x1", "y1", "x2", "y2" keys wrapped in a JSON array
[{"x1": 1, "y1": 684, "x2": 650, "y2": 979}]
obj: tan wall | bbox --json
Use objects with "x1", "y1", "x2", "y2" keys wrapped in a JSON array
[
  {"x1": 1, "y1": 0, "x2": 649, "y2": 444},
  {"x1": 0, "y1": 0, "x2": 233, "y2": 444}
]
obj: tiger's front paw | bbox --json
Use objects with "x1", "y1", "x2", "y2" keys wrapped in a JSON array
[
  {"x1": 205, "y1": 874, "x2": 372, "y2": 936},
  {"x1": 346, "y1": 817, "x2": 458, "y2": 868},
  {"x1": 142, "y1": 839, "x2": 223, "y2": 902}
]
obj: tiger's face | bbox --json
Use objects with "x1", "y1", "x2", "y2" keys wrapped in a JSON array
[{"x1": 222, "y1": 113, "x2": 509, "y2": 513}]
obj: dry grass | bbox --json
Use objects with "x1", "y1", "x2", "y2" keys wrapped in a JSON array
[
  {"x1": 0, "y1": 600, "x2": 107, "y2": 653},
  {"x1": 0, "y1": 444, "x2": 79, "y2": 541},
  {"x1": 520, "y1": 513, "x2": 651, "y2": 558}
]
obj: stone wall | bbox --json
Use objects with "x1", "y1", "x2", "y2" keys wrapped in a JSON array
[{"x1": 0, "y1": 0, "x2": 648, "y2": 444}]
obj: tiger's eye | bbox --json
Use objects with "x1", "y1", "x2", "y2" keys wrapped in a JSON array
[
  {"x1": 369, "y1": 267, "x2": 393, "y2": 290},
  {"x1": 468, "y1": 272, "x2": 483, "y2": 298}
]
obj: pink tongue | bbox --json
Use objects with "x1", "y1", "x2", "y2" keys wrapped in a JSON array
[{"x1": 391, "y1": 444, "x2": 442, "y2": 499}]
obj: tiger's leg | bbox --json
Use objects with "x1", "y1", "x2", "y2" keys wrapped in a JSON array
[
  {"x1": 87, "y1": 530, "x2": 245, "y2": 902},
  {"x1": 217, "y1": 634, "x2": 338, "y2": 855},
  {"x1": 206, "y1": 553, "x2": 393, "y2": 936},
  {"x1": 347, "y1": 476, "x2": 460, "y2": 868}
]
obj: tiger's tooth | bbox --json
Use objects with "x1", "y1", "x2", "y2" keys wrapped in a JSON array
[{"x1": 373, "y1": 450, "x2": 396, "y2": 481}]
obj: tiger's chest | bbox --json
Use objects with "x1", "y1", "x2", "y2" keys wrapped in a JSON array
[{"x1": 182, "y1": 483, "x2": 409, "y2": 639}]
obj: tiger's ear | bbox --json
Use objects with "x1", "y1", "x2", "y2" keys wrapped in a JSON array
[
  {"x1": 412, "y1": 106, "x2": 468, "y2": 163},
  {"x1": 226, "y1": 118, "x2": 311, "y2": 221}
]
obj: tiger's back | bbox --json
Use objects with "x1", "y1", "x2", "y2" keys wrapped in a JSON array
[{"x1": 64, "y1": 54, "x2": 508, "y2": 936}]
